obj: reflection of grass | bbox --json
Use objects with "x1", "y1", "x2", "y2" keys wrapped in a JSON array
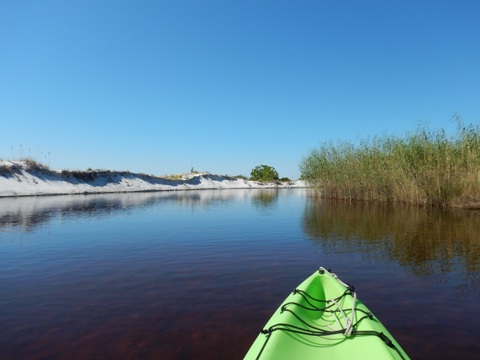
[
  {"x1": 303, "y1": 199, "x2": 480, "y2": 274},
  {"x1": 300, "y1": 119, "x2": 480, "y2": 207}
]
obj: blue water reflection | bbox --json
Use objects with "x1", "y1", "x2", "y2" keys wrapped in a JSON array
[{"x1": 0, "y1": 190, "x2": 479, "y2": 359}]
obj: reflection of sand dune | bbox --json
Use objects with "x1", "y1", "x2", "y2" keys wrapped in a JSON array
[
  {"x1": 0, "y1": 189, "x2": 301, "y2": 231},
  {"x1": 303, "y1": 199, "x2": 480, "y2": 274}
]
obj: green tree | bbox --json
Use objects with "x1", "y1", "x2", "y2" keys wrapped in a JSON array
[{"x1": 250, "y1": 165, "x2": 279, "y2": 182}]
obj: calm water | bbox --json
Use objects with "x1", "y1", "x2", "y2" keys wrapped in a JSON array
[{"x1": 1, "y1": 189, "x2": 479, "y2": 359}]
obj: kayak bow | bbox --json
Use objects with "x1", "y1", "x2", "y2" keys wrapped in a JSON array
[{"x1": 244, "y1": 267, "x2": 410, "y2": 359}]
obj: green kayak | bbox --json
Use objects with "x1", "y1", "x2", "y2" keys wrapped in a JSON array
[{"x1": 244, "y1": 267, "x2": 410, "y2": 360}]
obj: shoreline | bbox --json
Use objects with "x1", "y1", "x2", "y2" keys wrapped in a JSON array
[{"x1": 0, "y1": 160, "x2": 306, "y2": 198}]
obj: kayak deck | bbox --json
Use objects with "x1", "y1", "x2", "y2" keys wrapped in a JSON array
[{"x1": 244, "y1": 268, "x2": 409, "y2": 359}]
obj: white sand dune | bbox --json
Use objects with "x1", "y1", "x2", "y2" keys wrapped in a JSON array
[{"x1": 0, "y1": 161, "x2": 305, "y2": 197}]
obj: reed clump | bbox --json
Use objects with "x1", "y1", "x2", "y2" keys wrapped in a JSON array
[{"x1": 300, "y1": 120, "x2": 480, "y2": 207}]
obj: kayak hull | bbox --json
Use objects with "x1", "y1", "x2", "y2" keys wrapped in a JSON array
[{"x1": 244, "y1": 268, "x2": 409, "y2": 360}]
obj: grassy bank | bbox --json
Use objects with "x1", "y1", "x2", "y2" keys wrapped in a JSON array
[{"x1": 300, "y1": 120, "x2": 480, "y2": 207}]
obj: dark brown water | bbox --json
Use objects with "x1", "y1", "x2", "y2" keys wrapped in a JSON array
[{"x1": 1, "y1": 190, "x2": 479, "y2": 359}]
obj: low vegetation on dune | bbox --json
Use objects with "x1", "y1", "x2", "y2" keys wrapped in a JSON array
[
  {"x1": 300, "y1": 119, "x2": 480, "y2": 208},
  {"x1": 0, "y1": 158, "x2": 50, "y2": 175},
  {"x1": 0, "y1": 159, "x2": 292, "y2": 185}
]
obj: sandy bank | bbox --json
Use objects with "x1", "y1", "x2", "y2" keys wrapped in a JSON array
[{"x1": 0, "y1": 161, "x2": 306, "y2": 198}]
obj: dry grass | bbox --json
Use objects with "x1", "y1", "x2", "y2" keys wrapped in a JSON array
[
  {"x1": 300, "y1": 119, "x2": 480, "y2": 207},
  {"x1": 0, "y1": 158, "x2": 51, "y2": 176}
]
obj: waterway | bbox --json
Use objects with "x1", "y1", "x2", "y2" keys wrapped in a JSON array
[{"x1": 1, "y1": 189, "x2": 479, "y2": 359}]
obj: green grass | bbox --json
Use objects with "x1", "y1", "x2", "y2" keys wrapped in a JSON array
[{"x1": 300, "y1": 119, "x2": 480, "y2": 207}]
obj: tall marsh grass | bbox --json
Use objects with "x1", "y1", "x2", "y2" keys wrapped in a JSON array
[{"x1": 300, "y1": 120, "x2": 480, "y2": 207}]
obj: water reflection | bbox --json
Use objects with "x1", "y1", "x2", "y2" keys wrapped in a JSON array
[
  {"x1": 0, "y1": 189, "x2": 288, "y2": 232},
  {"x1": 1, "y1": 190, "x2": 480, "y2": 359},
  {"x1": 303, "y1": 199, "x2": 480, "y2": 275},
  {"x1": 251, "y1": 189, "x2": 279, "y2": 210}
]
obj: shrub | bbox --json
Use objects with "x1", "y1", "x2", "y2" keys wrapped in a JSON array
[{"x1": 250, "y1": 165, "x2": 279, "y2": 182}]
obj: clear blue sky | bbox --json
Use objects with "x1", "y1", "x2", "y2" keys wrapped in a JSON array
[{"x1": 1, "y1": 1, "x2": 479, "y2": 179}]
